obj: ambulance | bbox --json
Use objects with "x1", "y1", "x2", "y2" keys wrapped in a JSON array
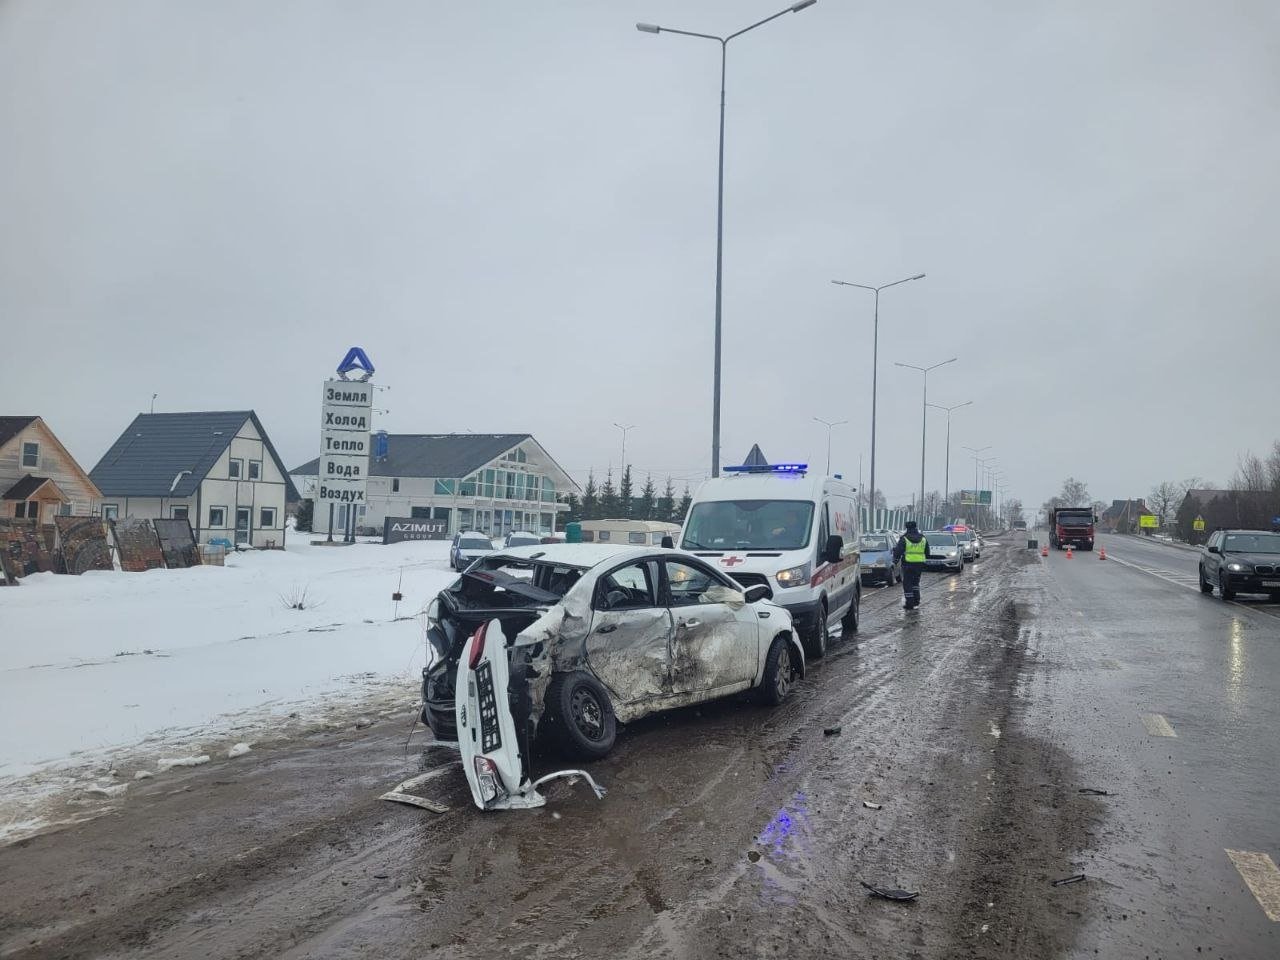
[{"x1": 676, "y1": 461, "x2": 860, "y2": 659}]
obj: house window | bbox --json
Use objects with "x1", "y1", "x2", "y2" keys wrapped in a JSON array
[
  {"x1": 461, "y1": 476, "x2": 477, "y2": 497},
  {"x1": 172, "y1": 506, "x2": 189, "y2": 520},
  {"x1": 21, "y1": 442, "x2": 38, "y2": 468},
  {"x1": 248, "y1": 460, "x2": 262, "y2": 480},
  {"x1": 458, "y1": 508, "x2": 473, "y2": 531},
  {"x1": 60, "y1": 503, "x2": 71, "y2": 516},
  {"x1": 392, "y1": 478, "x2": 400, "y2": 493},
  {"x1": 102, "y1": 504, "x2": 119, "y2": 521},
  {"x1": 434, "y1": 479, "x2": 455, "y2": 495},
  {"x1": 209, "y1": 506, "x2": 227, "y2": 527},
  {"x1": 260, "y1": 507, "x2": 277, "y2": 528},
  {"x1": 14, "y1": 501, "x2": 38, "y2": 520},
  {"x1": 229, "y1": 459, "x2": 243, "y2": 479}
]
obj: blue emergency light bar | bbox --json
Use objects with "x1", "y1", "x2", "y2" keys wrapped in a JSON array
[{"x1": 723, "y1": 462, "x2": 809, "y2": 475}]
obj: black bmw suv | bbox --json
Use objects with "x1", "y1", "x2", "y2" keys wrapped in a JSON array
[{"x1": 1199, "y1": 529, "x2": 1280, "y2": 600}]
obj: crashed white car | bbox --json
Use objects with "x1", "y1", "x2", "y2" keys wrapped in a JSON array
[{"x1": 421, "y1": 544, "x2": 805, "y2": 810}]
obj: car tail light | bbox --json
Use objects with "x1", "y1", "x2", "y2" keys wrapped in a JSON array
[
  {"x1": 468, "y1": 621, "x2": 488, "y2": 670},
  {"x1": 473, "y1": 755, "x2": 506, "y2": 803}
]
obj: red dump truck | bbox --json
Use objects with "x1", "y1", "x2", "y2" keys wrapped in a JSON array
[{"x1": 1049, "y1": 507, "x2": 1095, "y2": 551}]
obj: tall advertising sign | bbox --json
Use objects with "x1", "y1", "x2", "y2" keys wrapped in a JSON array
[{"x1": 318, "y1": 348, "x2": 375, "y2": 540}]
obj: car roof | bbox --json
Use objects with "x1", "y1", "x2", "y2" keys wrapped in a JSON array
[{"x1": 493, "y1": 543, "x2": 703, "y2": 570}]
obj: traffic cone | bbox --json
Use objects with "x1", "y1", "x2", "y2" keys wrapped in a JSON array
[
  {"x1": 1098, "y1": 546, "x2": 1107, "y2": 560},
  {"x1": 1066, "y1": 546, "x2": 1074, "y2": 559},
  {"x1": 1040, "y1": 545, "x2": 1048, "y2": 558}
]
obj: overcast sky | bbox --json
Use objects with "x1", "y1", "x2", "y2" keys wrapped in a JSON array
[{"x1": 3, "y1": 0, "x2": 1278, "y2": 511}]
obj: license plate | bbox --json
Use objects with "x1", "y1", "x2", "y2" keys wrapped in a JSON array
[{"x1": 1263, "y1": 580, "x2": 1280, "y2": 588}]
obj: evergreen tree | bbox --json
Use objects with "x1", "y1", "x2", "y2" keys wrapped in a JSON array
[
  {"x1": 581, "y1": 472, "x2": 598, "y2": 521},
  {"x1": 600, "y1": 469, "x2": 619, "y2": 518},
  {"x1": 676, "y1": 483, "x2": 693, "y2": 525},
  {"x1": 563, "y1": 491, "x2": 581, "y2": 523},
  {"x1": 637, "y1": 474, "x2": 656, "y2": 521},
  {"x1": 657, "y1": 477, "x2": 676, "y2": 524},
  {"x1": 294, "y1": 499, "x2": 314, "y2": 533},
  {"x1": 619, "y1": 465, "x2": 634, "y2": 519}
]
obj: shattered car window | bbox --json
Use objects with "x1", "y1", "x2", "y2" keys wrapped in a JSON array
[
  {"x1": 665, "y1": 560, "x2": 719, "y2": 607},
  {"x1": 597, "y1": 562, "x2": 656, "y2": 610}
]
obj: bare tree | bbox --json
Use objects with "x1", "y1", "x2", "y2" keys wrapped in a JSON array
[
  {"x1": 1001, "y1": 498, "x2": 1025, "y2": 525},
  {"x1": 1148, "y1": 481, "x2": 1182, "y2": 524},
  {"x1": 1059, "y1": 477, "x2": 1090, "y2": 506},
  {"x1": 1232, "y1": 453, "x2": 1268, "y2": 492}
]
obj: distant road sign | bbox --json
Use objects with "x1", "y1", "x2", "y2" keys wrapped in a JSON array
[
  {"x1": 1193, "y1": 516, "x2": 1206, "y2": 532},
  {"x1": 1139, "y1": 514, "x2": 1158, "y2": 529}
]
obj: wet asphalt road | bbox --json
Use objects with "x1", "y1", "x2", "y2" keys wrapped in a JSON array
[{"x1": 1, "y1": 534, "x2": 1277, "y2": 959}]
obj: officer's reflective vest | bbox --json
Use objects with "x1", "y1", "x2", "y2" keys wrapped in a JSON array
[{"x1": 904, "y1": 538, "x2": 926, "y2": 564}]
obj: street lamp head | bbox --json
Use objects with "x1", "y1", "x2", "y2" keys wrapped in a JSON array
[
  {"x1": 636, "y1": 22, "x2": 661, "y2": 34},
  {"x1": 791, "y1": 0, "x2": 817, "y2": 11},
  {"x1": 909, "y1": 273, "x2": 925, "y2": 281}
]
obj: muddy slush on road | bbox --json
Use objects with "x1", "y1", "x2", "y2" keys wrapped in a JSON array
[{"x1": 0, "y1": 538, "x2": 1103, "y2": 959}]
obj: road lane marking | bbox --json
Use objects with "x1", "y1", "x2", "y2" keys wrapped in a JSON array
[
  {"x1": 1103, "y1": 555, "x2": 1280, "y2": 622},
  {"x1": 1141, "y1": 713, "x2": 1177, "y2": 737},
  {"x1": 1225, "y1": 849, "x2": 1280, "y2": 921}
]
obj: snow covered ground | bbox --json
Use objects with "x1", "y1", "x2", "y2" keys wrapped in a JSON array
[{"x1": 0, "y1": 534, "x2": 460, "y2": 841}]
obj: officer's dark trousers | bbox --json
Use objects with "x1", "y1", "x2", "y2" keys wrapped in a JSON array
[{"x1": 901, "y1": 564, "x2": 922, "y2": 607}]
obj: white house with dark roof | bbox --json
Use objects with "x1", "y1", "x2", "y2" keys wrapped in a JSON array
[
  {"x1": 90, "y1": 411, "x2": 298, "y2": 548},
  {"x1": 290, "y1": 433, "x2": 576, "y2": 538},
  {"x1": 0, "y1": 416, "x2": 101, "y2": 523}
]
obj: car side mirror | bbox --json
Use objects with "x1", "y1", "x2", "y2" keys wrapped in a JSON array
[
  {"x1": 823, "y1": 534, "x2": 844, "y2": 565},
  {"x1": 743, "y1": 583, "x2": 772, "y2": 604},
  {"x1": 661, "y1": 535, "x2": 674, "y2": 549},
  {"x1": 1207, "y1": 545, "x2": 1220, "y2": 554}
]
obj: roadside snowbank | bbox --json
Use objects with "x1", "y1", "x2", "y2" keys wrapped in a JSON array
[{"x1": 0, "y1": 536, "x2": 458, "y2": 835}]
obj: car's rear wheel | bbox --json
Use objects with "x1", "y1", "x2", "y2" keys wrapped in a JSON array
[
  {"x1": 804, "y1": 604, "x2": 829, "y2": 660},
  {"x1": 1199, "y1": 565, "x2": 1213, "y2": 594},
  {"x1": 758, "y1": 635, "x2": 794, "y2": 706},
  {"x1": 544, "y1": 671, "x2": 616, "y2": 760},
  {"x1": 1219, "y1": 573, "x2": 1236, "y2": 601}
]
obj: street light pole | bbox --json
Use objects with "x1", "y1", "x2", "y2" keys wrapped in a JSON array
[
  {"x1": 812, "y1": 416, "x2": 847, "y2": 475},
  {"x1": 894, "y1": 358, "x2": 957, "y2": 520},
  {"x1": 612, "y1": 422, "x2": 637, "y2": 472},
  {"x1": 638, "y1": 1, "x2": 818, "y2": 479},
  {"x1": 962, "y1": 445, "x2": 990, "y2": 523},
  {"x1": 925, "y1": 400, "x2": 971, "y2": 509},
  {"x1": 831, "y1": 273, "x2": 925, "y2": 515}
]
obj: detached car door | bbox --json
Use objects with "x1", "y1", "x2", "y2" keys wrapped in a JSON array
[
  {"x1": 663, "y1": 558, "x2": 760, "y2": 697},
  {"x1": 584, "y1": 560, "x2": 674, "y2": 707}
]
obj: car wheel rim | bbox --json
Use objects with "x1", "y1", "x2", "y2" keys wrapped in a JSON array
[
  {"x1": 570, "y1": 686, "x2": 606, "y2": 741},
  {"x1": 775, "y1": 645, "x2": 791, "y2": 698}
]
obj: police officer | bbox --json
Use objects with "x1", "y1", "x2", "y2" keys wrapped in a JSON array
[{"x1": 893, "y1": 521, "x2": 928, "y2": 610}]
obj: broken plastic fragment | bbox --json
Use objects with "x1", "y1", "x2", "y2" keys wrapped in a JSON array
[
  {"x1": 1051, "y1": 874, "x2": 1086, "y2": 886},
  {"x1": 860, "y1": 881, "x2": 918, "y2": 902},
  {"x1": 530, "y1": 769, "x2": 607, "y2": 801},
  {"x1": 380, "y1": 791, "x2": 449, "y2": 814},
  {"x1": 862, "y1": 800, "x2": 882, "y2": 810},
  {"x1": 823, "y1": 726, "x2": 842, "y2": 736}
]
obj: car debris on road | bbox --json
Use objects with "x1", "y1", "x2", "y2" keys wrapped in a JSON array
[{"x1": 860, "y1": 881, "x2": 919, "y2": 902}]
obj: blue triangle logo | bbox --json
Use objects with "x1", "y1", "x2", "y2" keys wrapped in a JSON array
[{"x1": 336, "y1": 347, "x2": 375, "y2": 380}]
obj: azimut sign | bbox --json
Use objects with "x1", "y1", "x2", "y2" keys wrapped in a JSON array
[{"x1": 383, "y1": 517, "x2": 449, "y2": 543}]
